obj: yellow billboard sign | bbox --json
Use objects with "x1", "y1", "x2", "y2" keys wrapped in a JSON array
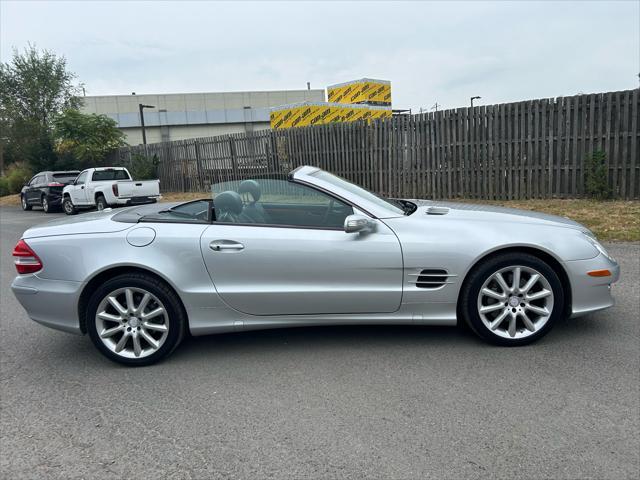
[
  {"x1": 327, "y1": 78, "x2": 391, "y2": 106},
  {"x1": 271, "y1": 102, "x2": 392, "y2": 130}
]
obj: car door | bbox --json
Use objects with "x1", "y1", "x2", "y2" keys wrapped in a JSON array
[
  {"x1": 71, "y1": 171, "x2": 89, "y2": 205},
  {"x1": 199, "y1": 179, "x2": 403, "y2": 316},
  {"x1": 24, "y1": 175, "x2": 39, "y2": 204}
]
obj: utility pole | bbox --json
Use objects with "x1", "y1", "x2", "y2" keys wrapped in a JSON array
[
  {"x1": 431, "y1": 102, "x2": 440, "y2": 112},
  {"x1": 470, "y1": 96, "x2": 481, "y2": 107},
  {"x1": 138, "y1": 104, "x2": 155, "y2": 145}
]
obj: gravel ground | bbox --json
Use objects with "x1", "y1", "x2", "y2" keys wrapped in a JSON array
[{"x1": 1, "y1": 206, "x2": 638, "y2": 479}]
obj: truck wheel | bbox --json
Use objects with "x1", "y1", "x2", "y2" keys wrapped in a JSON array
[
  {"x1": 96, "y1": 194, "x2": 108, "y2": 211},
  {"x1": 63, "y1": 196, "x2": 77, "y2": 215},
  {"x1": 21, "y1": 195, "x2": 32, "y2": 211}
]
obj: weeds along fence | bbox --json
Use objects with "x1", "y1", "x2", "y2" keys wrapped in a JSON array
[{"x1": 111, "y1": 89, "x2": 639, "y2": 200}]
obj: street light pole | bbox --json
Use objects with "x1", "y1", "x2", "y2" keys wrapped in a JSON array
[
  {"x1": 138, "y1": 104, "x2": 155, "y2": 145},
  {"x1": 470, "y1": 96, "x2": 481, "y2": 108}
]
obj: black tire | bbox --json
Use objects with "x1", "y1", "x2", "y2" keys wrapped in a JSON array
[
  {"x1": 21, "y1": 195, "x2": 32, "y2": 211},
  {"x1": 63, "y1": 196, "x2": 77, "y2": 215},
  {"x1": 95, "y1": 194, "x2": 108, "y2": 211},
  {"x1": 459, "y1": 252, "x2": 564, "y2": 346},
  {"x1": 42, "y1": 195, "x2": 51, "y2": 213},
  {"x1": 86, "y1": 273, "x2": 186, "y2": 366}
]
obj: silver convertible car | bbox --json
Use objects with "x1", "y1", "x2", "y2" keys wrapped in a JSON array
[{"x1": 12, "y1": 166, "x2": 620, "y2": 365}]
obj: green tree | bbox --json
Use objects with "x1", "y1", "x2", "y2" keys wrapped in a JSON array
[
  {"x1": 53, "y1": 109, "x2": 126, "y2": 168},
  {"x1": 0, "y1": 44, "x2": 81, "y2": 172}
]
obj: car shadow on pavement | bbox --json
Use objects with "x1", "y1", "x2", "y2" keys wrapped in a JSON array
[{"x1": 38, "y1": 313, "x2": 610, "y2": 368}]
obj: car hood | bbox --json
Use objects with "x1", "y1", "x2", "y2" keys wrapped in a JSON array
[
  {"x1": 407, "y1": 200, "x2": 586, "y2": 231},
  {"x1": 22, "y1": 209, "x2": 132, "y2": 239}
]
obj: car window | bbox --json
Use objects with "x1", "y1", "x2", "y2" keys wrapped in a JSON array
[
  {"x1": 76, "y1": 172, "x2": 88, "y2": 184},
  {"x1": 139, "y1": 200, "x2": 212, "y2": 224},
  {"x1": 52, "y1": 172, "x2": 80, "y2": 183},
  {"x1": 211, "y1": 178, "x2": 354, "y2": 229},
  {"x1": 34, "y1": 175, "x2": 45, "y2": 185},
  {"x1": 92, "y1": 169, "x2": 130, "y2": 181}
]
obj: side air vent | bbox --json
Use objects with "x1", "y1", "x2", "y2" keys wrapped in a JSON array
[
  {"x1": 409, "y1": 269, "x2": 455, "y2": 289},
  {"x1": 426, "y1": 206, "x2": 449, "y2": 215}
]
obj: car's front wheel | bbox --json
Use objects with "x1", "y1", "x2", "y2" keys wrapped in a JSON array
[
  {"x1": 460, "y1": 253, "x2": 564, "y2": 346},
  {"x1": 86, "y1": 273, "x2": 186, "y2": 366},
  {"x1": 21, "y1": 195, "x2": 32, "y2": 211}
]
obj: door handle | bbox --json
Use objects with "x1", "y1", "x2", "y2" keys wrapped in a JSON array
[{"x1": 209, "y1": 240, "x2": 244, "y2": 252}]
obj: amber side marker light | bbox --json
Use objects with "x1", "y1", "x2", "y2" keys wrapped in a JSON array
[{"x1": 587, "y1": 269, "x2": 612, "y2": 277}]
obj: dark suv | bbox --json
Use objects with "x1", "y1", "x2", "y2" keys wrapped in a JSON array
[{"x1": 21, "y1": 171, "x2": 81, "y2": 213}]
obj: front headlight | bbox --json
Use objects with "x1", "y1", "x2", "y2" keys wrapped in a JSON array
[{"x1": 582, "y1": 231, "x2": 615, "y2": 262}]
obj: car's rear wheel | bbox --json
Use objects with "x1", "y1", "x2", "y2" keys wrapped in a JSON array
[
  {"x1": 96, "y1": 194, "x2": 108, "y2": 211},
  {"x1": 460, "y1": 253, "x2": 564, "y2": 346},
  {"x1": 63, "y1": 196, "x2": 77, "y2": 215},
  {"x1": 42, "y1": 195, "x2": 51, "y2": 213},
  {"x1": 86, "y1": 273, "x2": 186, "y2": 366},
  {"x1": 21, "y1": 195, "x2": 32, "y2": 211}
]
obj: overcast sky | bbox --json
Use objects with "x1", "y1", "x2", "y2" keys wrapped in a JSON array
[{"x1": 1, "y1": 0, "x2": 638, "y2": 110}]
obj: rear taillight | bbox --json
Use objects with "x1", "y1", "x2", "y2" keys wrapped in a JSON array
[
  {"x1": 112, "y1": 183, "x2": 119, "y2": 197},
  {"x1": 12, "y1": 239, "x2": 43, "y2": 274},
  {"x1": 47, "y1": 182, "x2": 64, "y2": 187}
]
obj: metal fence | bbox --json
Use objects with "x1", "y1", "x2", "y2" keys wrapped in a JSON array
[{"x1": 111, "y1": 88, "x2": 639, "y2": 199}]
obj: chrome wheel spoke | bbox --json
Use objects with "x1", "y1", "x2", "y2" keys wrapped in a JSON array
[
  {"x1": 114, "y1": 332, "x2": 130, "y2": 352},
  {"x1": 136, "y1": 293, "x2": 151, "y2": 315},
  {"x1": 480, "y1": 303, "x2": 504, "y2": 314},
  {"x1": 132, "y1": 333, "x2": 142, "y2": 357},
  {"x1": 494, "y1": 273, "x2": 511, "y2": 294},
  {"x1": 97, "y1": 311, "x2": 121, "y2": 323},
  {"x1": 125, "y1": 289, "x2": 135, "y2": 313},
  {"x1": 521, "y1": 274, "x2": 540, "y2": 294},
  {"x1": 489, "y1": 310, "x2": 509, "y2": 331},
  {"x1": 526, "y1": 289, "x2": 551, "y2": 301},
  {"x1": 100, "y1": 324, "x2": 125, "y2": 338},
  {"x1": 108, "y1": 296, "x2": 128, "y2": 316},
  {"x1": 508, "y1": 314, "x2": 517, "y2": 337},
  {"x1": 142, "y1": 321, "x2": 167, "y2": 332},
  {"x1": 482, "y1": 288, "x2": 506, "y2": 301},
  {"x1": 525, "y1": 304, "x2": 549, "y2": 317},
  {"x1": 520, "y1": 311, "x2": 536, "y2": 332},
  {"x1": 512, "y1": 267, "x2": 521, "y2": 292},
  {"x1": 142, "y1": 307, "x2": 165, "y2": 320}
]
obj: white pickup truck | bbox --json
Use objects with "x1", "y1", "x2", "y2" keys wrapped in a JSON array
[{"x1": 62, "y1": 167, "x2": 161, "y2": 215}]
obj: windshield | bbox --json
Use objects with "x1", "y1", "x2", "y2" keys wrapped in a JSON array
[{"x1": 309, "y1": 170, "x2": 407, "y2": 215}]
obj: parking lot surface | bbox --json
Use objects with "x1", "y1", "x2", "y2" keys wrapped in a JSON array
[{"x1": 1, "y1": 205, "x2": 638, "y2": 479}]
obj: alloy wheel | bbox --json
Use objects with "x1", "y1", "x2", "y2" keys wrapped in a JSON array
[
  {"x1": 42, "y1": 197, "x2": 49, "y2": 212},
  {"x1": 477, "y1": 265, "x2": 554, "y2": 340},
  {"x1": 95, "y1": 287, "x2": 170, "y2": 359}
]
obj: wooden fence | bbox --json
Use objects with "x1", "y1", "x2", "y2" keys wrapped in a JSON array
[{"x1": 111, "y1": 89, "x2": 639, "y2": 200}]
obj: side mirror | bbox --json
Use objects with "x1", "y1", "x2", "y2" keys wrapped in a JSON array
[{"x1": 344, "y1": 214, "x2": 375, "y2": 234}]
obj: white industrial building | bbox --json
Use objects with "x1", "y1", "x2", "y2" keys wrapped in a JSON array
[{"x1": 80, "y1": 89, "x2": 325, "y2": 145}]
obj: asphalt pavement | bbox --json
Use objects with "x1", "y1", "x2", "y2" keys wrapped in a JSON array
[{"x1": 1, "y1": 205, "x2": 638, "y2": 479}]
